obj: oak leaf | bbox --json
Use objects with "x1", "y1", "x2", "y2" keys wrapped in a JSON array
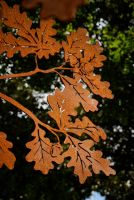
[
  {"x1": 62, "y1": 28, "x2": 89, "y2": 66},
  {"x1": 80, "y1": 73, "x2": 114, "y2": 99},
  {"x1": 62, "y1": 28, "x2": 113, "y2": 99},
  {"x1": 65, "y1": 116, "x2": 106, "y2": 142},
  {"x1": 79, "y1": 42, "x2": 106, "y2": 74},
  {"x1": 48, "y1": 77, "x2": 98, "y2": 129},
  {"x1": 0, "y1": 1, "x2": 61, "y2": 58},
  {"x1": 48, "y1": 88, "x2": 72, "y2": 129},
  {"x1": 25, "y1": 126, "x2": 64, "y2": 174},
  {"x1": 0, "y1": 132, "x2": 16, "y2": 169},
  {"x1": 62, "y1": 29, "x2": 106, "y2": 73},
  {"x1": 62, "y1": 76, "x2": 98, "y2": 112},
  {"x1": 63, "y1": 135, "x2": 115, "y2": 183},
  {"x1": 22, "y1": 0, "x2": 86, "y2": 21}
]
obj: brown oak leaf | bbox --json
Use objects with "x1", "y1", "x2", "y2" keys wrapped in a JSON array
[
  {"x1": 79, "y1": 73, "x2": 114, "y2": 99},
  {"x1": 62, "y1": 28, "x2": 113, "y2": 99},
  {"x1": 79, "y1": 42, "x2": 106, "y2": 74},
  {"x1": 62, "y1": 28, "x2": 89, "y2": 66},
  {"x1": 48, "y1": 88, "x2": 70, "y2": 129},
  {"x1": 48, "y1": 77, "x2": 98, "y2": 129},
  {"x1": 22, "y1": 0, "x2": 86, "y2": 21},
  {"x1": 0, "y1": 1, "x2": 61, "y2": 58},
  {"x1": 65, "y1": 116, "x2": 106, "y2": 142},
  {"x1": 62, "y1": 28, "x2": 106, "y2": 73},
  {"x1": 63, "y1": 135, "x2": 115, "y2": 183},
  {"x1": 25, "y1": 126, "x2": 64, "y2": 174},
  {"x1": 61, "y1": 76, "x2": 98, "y2": 112},
  {"x1": 0, "y1": 132, "x2": 16, "y2": 169}
]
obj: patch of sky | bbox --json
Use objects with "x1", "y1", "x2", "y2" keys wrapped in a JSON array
[{"x1": 85, "y1": 191, "x2": 105, "y2": 200}]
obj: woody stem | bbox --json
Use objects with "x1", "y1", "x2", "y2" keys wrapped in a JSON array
[
  {"x1": 0, "y1": 66, "x2": 73, "y2": 80},
  {"x1": 0, "y1": 92, "x2": 60, "y2": 142}
]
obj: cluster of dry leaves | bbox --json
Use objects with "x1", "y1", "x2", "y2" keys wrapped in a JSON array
[{"x1": 0, "y1": 1, "x2": 115, "y2": 183}]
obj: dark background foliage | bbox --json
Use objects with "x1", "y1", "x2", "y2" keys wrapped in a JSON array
[{"x1": 0, "y1": 0, "x2": 134, "y2": 199}]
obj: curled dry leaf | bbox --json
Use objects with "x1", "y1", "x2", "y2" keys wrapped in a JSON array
[
  {"x1": 63, "y1": 136, "x2": 116, "y2": 184},
  {"x1": 0, "y1": 132, "x2": 16, "y2": 169},
  {"x1": 25, "y1": 126, "x2": 64, "y2": 174},
  {"x1": 22, "y1": 0, "x2": 86, "y2": 21},
  {"x1": 0, "y1": 1, "x2": 61, "y2": 59}
]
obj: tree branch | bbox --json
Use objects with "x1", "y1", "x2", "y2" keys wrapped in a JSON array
[
  {"x1": 0, "y1": 66, "x2": 72, "y2": 80},
  {"x1": 0, "y1": 91, "x2": 61, "y2": 142}
]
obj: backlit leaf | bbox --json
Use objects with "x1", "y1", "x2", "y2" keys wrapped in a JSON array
[
  {"x1": 48, "y1": 77, "x2": 98, "y2": 129},
  {"x1": 63, "y1": 135, "x2": 116, "y2": 183},
  {"x1": 65, "y1": 116, "x2": 107, "y2": 142},
  {"x1": 26, "y1": 126, "x2": 64, "y2": 174},
  {"x1": 0, "y1": 132, "x2": 16, "y2": 170},
  {"x1": 0, "y1": 1, "x2": 61, "y2": 58}
]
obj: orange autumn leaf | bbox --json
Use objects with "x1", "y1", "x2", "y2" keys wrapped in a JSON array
[
  {"x1": 63, "y1": 136, "x2": 94, "y2": 184},
  {"x1": 48, "y1": 88, "x2": 73, "y2": 129},
  {"x1": 80, "y1": 73, "x2": 114, "y2": 99},
  {"x1": 0, "y1": 132, "x2": 16, "y2": 169},
  {"x1": 62, "y1": 27, "x2": 113, "y2": 99},
  {"x1": 62, "y1": 28, "x2": 89, "y2": 66},
  {"x1": 0, "y1": 1, "x2": 61, "y2": 59},
  {"x1": 25, "y1": 126, "x2": 64, "y2": 174},
  {"x1": 63, "y1": 135, "x2": 115, "y2": 184},
  {"x1": 89, "y1": 150, "x2": 116, "y2": 176},
  {"x1": 48, "y1": 77, "x2": 98, "y2": 129},
  {"x1": 65, "y1": 116, "x2": 106, "y2": 142},
  {"x1": 62, "y1": 28, "x2": 106, "y2": 72},
  {"x1": 61, "y1": 76, "x2": 98, "y2": 112},
  {"x1": 80, "y1": 42, "x2": 107, "y2": 74},
  {"x1": 22, "y1": 0, "x2": 86, "y2": 21}
]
